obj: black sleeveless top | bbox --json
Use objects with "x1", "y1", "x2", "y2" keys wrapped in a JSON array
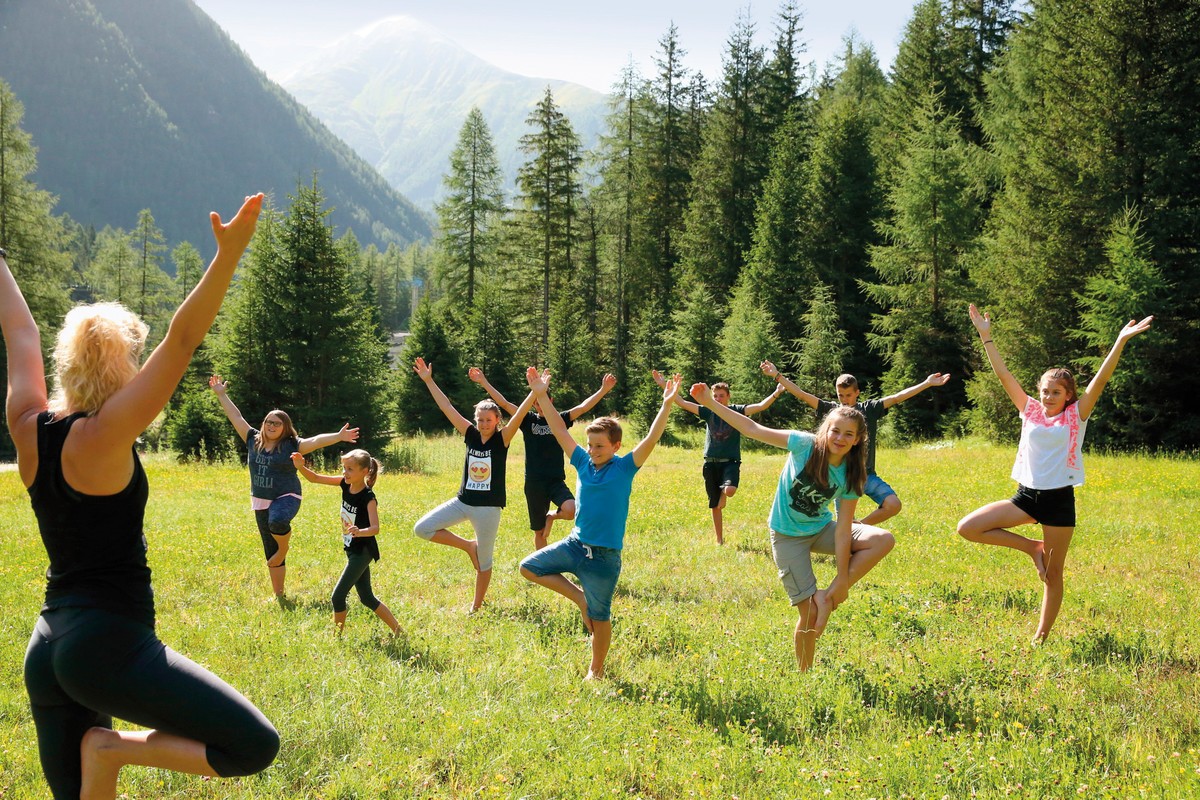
[{"x1": 27, "y1": 411, "x2": 154, "y2": 627}]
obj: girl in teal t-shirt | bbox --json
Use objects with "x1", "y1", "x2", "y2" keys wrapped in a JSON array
[{"x1": 689, "y1": 384, "x2": 896, "y2": 671}]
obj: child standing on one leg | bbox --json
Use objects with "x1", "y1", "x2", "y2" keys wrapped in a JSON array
[
  {"x1": 412, "y1": 357, "x2": 539, "y2": 613},
  {"x1": 291, "y1": 450, "x2": 401, "y2": 635},
  {"x1": 957, "y1": 304, "x2": 1152, "y2": 644},
  {"x1": 210, "y1": 376, "x2": 359, "y2": 601},
  {"x1": 652, "y1": 369, "x2": 783, "y2": 545},
  {"x1": 760, "y1": 361, "x2": 949, "y2": 526},
  {"x1": 690, "y1": 383, "x2": 895, "y2": 671},
  {"x1": 520, "y1": 368, "x2": 681, "y2": 679},
  {"x1": 470, "y1": 367, "x2": 617, "y2": 550}
]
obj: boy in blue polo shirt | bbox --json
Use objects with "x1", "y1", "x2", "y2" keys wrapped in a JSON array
[{"x1": 519, "y1": 367, "x2": 681, "y2": 679}]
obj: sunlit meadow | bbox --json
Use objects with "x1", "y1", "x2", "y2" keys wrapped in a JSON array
[{"x1": 0, "y1": 432, "x2": 1197, "y2": 798}]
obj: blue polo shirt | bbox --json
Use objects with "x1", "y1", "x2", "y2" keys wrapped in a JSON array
[{"x1": 569, "y1": 446, "x2": 640, "y2": 550}]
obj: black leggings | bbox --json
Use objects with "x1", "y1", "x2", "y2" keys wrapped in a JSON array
[
  {"x1": 24, "y1": 607, "x2": 279, "y2": 799},
  {"x1": 332, "y1": 550, "x2": 382, "y2": 613}
]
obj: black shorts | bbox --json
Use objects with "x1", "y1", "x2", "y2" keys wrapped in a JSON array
[
  {"x1": 524, "y1": 478, "x2": 575, "y2": 530},
  {"x1": 1011, "y1": 484, "x2": 1076, "y2": 527},
  {"x1": 703, "y1": 460, "x2": 741, "y2": 508}
]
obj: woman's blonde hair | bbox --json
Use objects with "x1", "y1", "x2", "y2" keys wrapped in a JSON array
[{"x1": 49, "y1": 302, "x2": 148, "y2": 416}]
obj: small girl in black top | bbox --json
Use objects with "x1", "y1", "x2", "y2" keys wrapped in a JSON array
[{"x1": 292, "y1": 449, "x2": 400, "y2": 634}]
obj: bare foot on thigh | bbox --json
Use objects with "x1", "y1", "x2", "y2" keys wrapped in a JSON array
[
  {"x1": 813, "y1": 590, "x2": 834, "y2": 637},
  {"x1": 1031, "y1": 541, "x2": 1047, "y2": 582},
  {"x1": 80, "y1": 727, "x2": 121, "y2": 800}
]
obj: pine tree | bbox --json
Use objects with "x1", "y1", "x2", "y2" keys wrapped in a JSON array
[
  {"x1": 976, "y1": 0, "x2": 1200, "y2": 446},
  {"x1": 677, "y1": 11, "x2": 768, "y2": 299},
  {"x1": 435, "y1": 107, "x2": 505, "y2": 305},
  {"x1": 516, "y1": 87, "x2": 582, "y2": 359},
  {"x1": 796, "y1": 40, "x2": 886, "y2": 383},
  {"x1": 86, "y1": 227, "x2": 135, "y2": 305},
  {"x1": 0, "y1": 79, "x2": 72, "y2": 457},
  {"x1": 789, "y1": 282, "x2": 849, "y2": 428},
  {"x1": 718, "y1": 279, "x2": 784, "y2": 422},
  {"x1": 131, "y1": 208, "x2": 172, "y2": 346},
  {"x1": 394, "y1": 295, "x2": 469, "y2": 433},
  {"x1": 667, "y1": 283, "x2": 725, "y2": 386},
  {"x1": 865, "y1": 90, "x2": 977, "y2": 438},
  {"x1": 1071, "y1": 207, "x2": 1167, "y2": 448},
  {"x1": 742, "y1": 105, "x2": 816, "y2": 348}
]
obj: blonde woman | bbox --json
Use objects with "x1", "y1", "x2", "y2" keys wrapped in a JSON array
[{"x1": 2, "y1": 197, "x2": 279, "y2": 799}]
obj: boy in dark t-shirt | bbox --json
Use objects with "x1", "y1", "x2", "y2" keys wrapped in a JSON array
[
  {"x1": 759, "y1": 362, "x2": 950, "y2": 525},
  {"x1": 469, "y1": 367, "x2": 617, "y2": 550},
  {"x1": 653, "y1": 369, "x2": 783, "y2": 545}
]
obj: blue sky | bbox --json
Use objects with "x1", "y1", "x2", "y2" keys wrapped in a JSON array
[{"x1": 191, "y1": 0, "x2": 920, "y2": 92}]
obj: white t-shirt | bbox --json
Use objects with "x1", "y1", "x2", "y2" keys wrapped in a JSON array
[{"x1": 1011, "y1": 396, "x2": 1087, "y2": 489}]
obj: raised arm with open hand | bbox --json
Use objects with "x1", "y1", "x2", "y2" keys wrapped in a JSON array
[
  {"x1": 760, "y1": 360, "x2": 819, "y2": 409},
  {"x1": 469, "y1": 366, "x2": 518, "y2": 415},
  {"x1": 631, "y1": 372, "x2": 681, "y2": 467},
  {"x1": 969, "y1": 303, "x2": 1025, "y2": 411},
  {"x1": 1077, "y1": 315, "x2": 1153, "y2": 420},
  {"x1": 652, "y1": 368, "x2": 699, "y2": 414},
  {"x1": 690, "y1": 382, "x2": 790, "y2": 448},
  {"x1": 416, "y1": 356, "x2": 471, "y2": 434},
  {"x1": 526, "y1": 367, "x2": 577, "y2": 456}
]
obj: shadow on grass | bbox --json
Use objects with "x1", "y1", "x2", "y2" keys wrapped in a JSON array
[
  {"x1": 607, "y1": 675, "x2": 810, "y2": 747},
  {"x1": 370, "y1": 632, "x2": 451, "y2": 672},
  {"x1": 734, "y1": 539, "x2": 771, "y2": 557},
  {"x1": 1067, "y1": 629, "x2": 1197, "y2": 673}
]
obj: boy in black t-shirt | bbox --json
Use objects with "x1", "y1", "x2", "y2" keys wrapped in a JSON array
[
  {"x1": 653, "y1": 369, "x2": 783, "y2": 545},
  {"x1": 759, "y1": 362, "x2": 950, "y2": 526},
  {"x1": 469, "y1": 367, "x2": 617, "y2": 550}
]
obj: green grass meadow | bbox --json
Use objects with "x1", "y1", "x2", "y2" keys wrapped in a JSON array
[{"x1": 1, "y1": 434, "x2": 1198, "y2": 798}]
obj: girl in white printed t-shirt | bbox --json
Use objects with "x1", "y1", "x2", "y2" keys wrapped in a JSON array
[{"x1": 957, "y1": 303, "x2": 1153, "y2": 643}]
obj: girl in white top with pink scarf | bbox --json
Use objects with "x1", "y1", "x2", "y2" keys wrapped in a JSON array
[{"x1": 957, "y1": 303, "x2": 1152, "y2": 643}]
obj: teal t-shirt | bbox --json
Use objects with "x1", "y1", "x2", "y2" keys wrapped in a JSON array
[
  {"x1": 569, "y1": 446, "x2": 639, "y2": 550},
  {"x1": 768, "y1": 431, "x2": 860, "y2": 537},
  {"x1": 697, "y1": 403, "x2": 747, "y2": 460}
]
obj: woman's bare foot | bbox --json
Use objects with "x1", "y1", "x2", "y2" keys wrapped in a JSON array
[
  {"x1": 584, "y1": 669, "x2": 604, "y2": 681},
  {"x1": 467, "y1": 539, "x2": 481, "y2": 572},
  {"x1": 578, "y1": 606, "x2": 595, "y2": 635},
  {"x1": 813, "y1": 590, "x2": 834, "y2": 637},
  {"x1": 80, "y1": 727, "x2": 122, "y2": 800},
  {"x1": 1031, "y1": 542, "x2": 1047, "y2": 582}
]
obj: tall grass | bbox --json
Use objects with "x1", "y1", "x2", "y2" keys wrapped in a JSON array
[{"x1": 0, "y1": 436, "x2": 1197, "y2": 798}]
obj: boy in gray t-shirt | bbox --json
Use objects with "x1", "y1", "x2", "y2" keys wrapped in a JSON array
[{"x1": 653, "y1": 370, "x2": 784, "y2": 545}]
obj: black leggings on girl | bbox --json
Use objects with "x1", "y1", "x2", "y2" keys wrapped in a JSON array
[
  {"x1": 24, "y1": 607, "x2": 279, "y2": 799},
  {"x1": 332, "y1": 550, "x2": 382, "y2": 613}
]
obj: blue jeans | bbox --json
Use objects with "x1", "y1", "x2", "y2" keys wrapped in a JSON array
[
  {"x1": 521, "y1": 534, "x2": 622, "y2": 621},
  {"x1": 863, "y1": 473, "x2": 896, "y2": 506}
]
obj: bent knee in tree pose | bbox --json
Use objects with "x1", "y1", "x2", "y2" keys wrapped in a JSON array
[
  {"x1": 520, "y1": 367, "x2": 681, "y2": 680},
  {"x1": 470, "y1": 366, "x2": 617, "y2": 551},
  {"x1": 760, "y1": 360, "x2": 950, "y2": 527},
  {"x1": 210, "y1": 375, "x2": 359, "y2": 601},
  {"x1": 653, "y1": 369, "x2": 784, "y2": 546},
  {"x1": 690, "y1": 382, "x2": 895, "y2": 672},
  {"x1": 412, "y1": 357, "x2": 539, "y2": 613},
  {"x1": 2, "y1": 195, "x2": 280, "y2": 799},
  {"x1": 957, "y1": 303, "x2": 1152, "y2": 644}
]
